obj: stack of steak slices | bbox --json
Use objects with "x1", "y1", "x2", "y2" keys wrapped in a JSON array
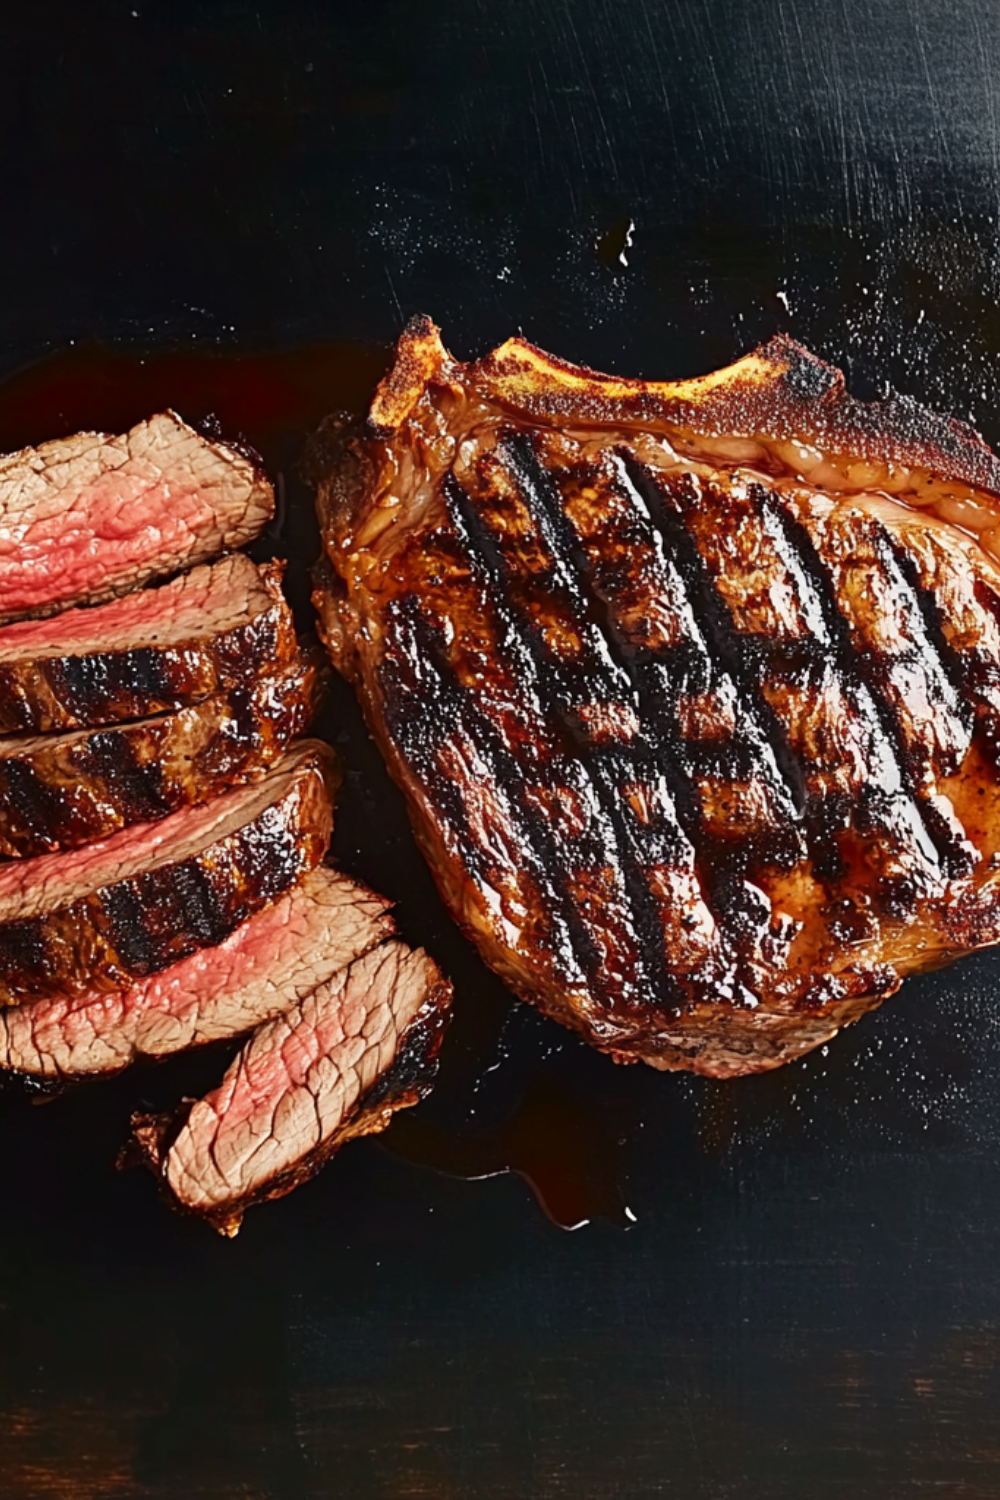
[{"x1": 0, "y1": 411, "x2": 451, "y2": 1234}]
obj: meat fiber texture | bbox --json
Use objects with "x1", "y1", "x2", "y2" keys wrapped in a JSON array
[
  {"x1": 313, "y1": 316, "x2": 1000, "y2": 1078},
  {"x1": 0, "y1": 741, "x2": 337, "y2": 1004},
  {"x1": 0, "y1": 867, "x2": 395, "y2": 1080},
  {"x1": 0, "y1": 658, "x2": 319, "y2": 857},
  {"x1": 0, "y1": 411, "x2": 272, "y2": 624},
  {"x1": 0, "y1": 552, "x2": 300, "y2": 734},
  {"x1": 129, "y1": 938, "x2": 451, "y2": 1235}
]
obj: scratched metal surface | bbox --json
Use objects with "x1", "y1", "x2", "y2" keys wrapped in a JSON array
[{"x1": 3, "y1": 1, "x2": 1000, "y2": 1496}]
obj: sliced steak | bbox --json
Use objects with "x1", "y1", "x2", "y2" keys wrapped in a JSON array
[
  {"x1": 128, "y1": 940, "x2": 451, "y2": 1235},
  {"x1": 313, "y1": 316, "x2": 1000, "y2": 1078},
  {"x1": 0, "y1": 552, "x2": 299, "y2": 733},
  {"x1": 0, "y1": 741, "x2": 336, "y2": 1004},
  {"x1": 0, "y1": 659, "x2": 319, "y2": 857},
  {"x1": 0, "y1": 868, "x2": 394, "y2": 1080},
  {"x1": 0, "y1": 411, "x2": 272, "y2": 624}
]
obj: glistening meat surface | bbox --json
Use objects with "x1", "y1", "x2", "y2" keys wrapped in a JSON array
[
  {"x1": 0, "y1": 411, "x2": 272, "y2": 623},
  {"x1": 314, "y1": 317, "x2": 1000, "y2": 1078},
  {"x1": 0, "y1": 659, "x2": 319, "y2": 857},
  {"x1": 0, "y1": 553, "x2": 299, "y2": 734}
]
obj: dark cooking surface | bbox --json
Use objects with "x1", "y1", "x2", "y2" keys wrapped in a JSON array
[{"x1": 4, "y1": 1, "x2": 1000, "y2": 1495}]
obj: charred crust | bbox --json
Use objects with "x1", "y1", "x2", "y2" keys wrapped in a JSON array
[
  {"x1": 368, "y1": 317, "x2": 449, "y2": 436},
  {"x1": 190, "y1": 411, "x2": 267, "y2": 476},
  {"x1": 0, "y1": 569, "x2": 300, "y2": 736},
  {"x1": 774, "y1": 340, "x2": 840, "y2": 401},
  {"x1": 0, "y1": 750, "x2": 335, "y2": 1003},
  {"x1": 0, "y1": 663, "x2": 319, "y2": 858},
  {"x1": 119, "y1": 1102, "x2": 194, "y2": 1175},
  {"x1": 305, "y1": 414, "x2": 380, "y2": 544},
  {"x1": 358, "y1": 970, "x2": 452, "y2": 1113},
  {"x1": 466, "y1": 328, "x2": 1000, "y2": 497}
]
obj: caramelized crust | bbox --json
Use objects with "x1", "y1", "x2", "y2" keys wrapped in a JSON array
[
  {"x1": 0, "y1": 742, "x2": 337, "y2": 1004},
  {"x1": 314, "y1": 319, "x2": 1000, "y2": 1077},
  {"x1": 0, "y1": 660, "x2": 320, "y2": 857}
]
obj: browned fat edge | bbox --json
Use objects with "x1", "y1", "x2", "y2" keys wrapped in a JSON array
[
  {"x1": 0, "y1": 749, "x2": 338, "y2": 1005},
  {"x1": 0, "y1": 661, "x2": 321, "y2": 858},
  {"x1": 0, "y1": 561, "x2": 300, "y2": 734},
  {"x1": 372, "y1": 318, "x2": 1000, "y2": 527}
]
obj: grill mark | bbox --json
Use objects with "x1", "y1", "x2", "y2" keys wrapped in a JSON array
[
  {"x1": 873, "y1": 524, "x2": 976, "y2": 759},
  {"x1": 77, "y1": 732, "x2": 170, "y2": 824},
  {"x1": 48, "y1": 648, "x2": 172, "y2": 719},
  {"x1": 101, "y1": 882, "x2": 160, "y2": 973},
  {"x1": 380, "y1": 596, "x2": 603, "y2": 996},
  {"x1": 617, "y1": 456, "x2": 807, "y2": 818},
  {"x1": 0, "y1": 759, "x2": 67, "y2": 843},
  {"x1": 756, "y1": 493, "x2": 959, "y2": 873},
  {"x1": 481, "y1": 447, "x2": 706, "y2": 842},
  {"x1": 585, "y1": 752, "x2": 690, "y2": 1008},
  {"x1": 163, "y1": 861, "x2": 234, "y2": 948},
  {"x1": 442, "y1": 460, "x2": 695, "y2": 1009}
]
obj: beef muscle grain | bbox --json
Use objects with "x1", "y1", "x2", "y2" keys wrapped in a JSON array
[
  {"x1": 0, "y1": 867, "x2": 394, "y2": 1080},
  {"x1": 0, "y1": 659, "x2": 319, "y2": 857},
  {"x1": 313, "y1": 316, "x2": 1000, "y2": 1078},
  {"x1": 0, "y1": 553, "x2": 299, "y2": 734},
  {"x1": 0, "y1": 741, "x2": 336, "y2": 1004},
  {"x1": 0, "y1": 411, "x2": 272, "y2": 624},
  {"x1": 129, "y1": 939, "x2": 452, "y2": 1235}
]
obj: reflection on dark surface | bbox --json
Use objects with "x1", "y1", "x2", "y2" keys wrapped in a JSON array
[
  {"x1": 383, "y1": 1077, "x2": 636, "y2": 1230},
  {"x1": 3, "y1": 0, "x2": 1000, "y2": 1492}
]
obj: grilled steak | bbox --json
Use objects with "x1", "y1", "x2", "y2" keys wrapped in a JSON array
[
  {"x1": 0, "y1": 411, "x2": 272, "y2": 624},
  {"x1": 0, "y1": 553, "x2": 299, "y2": 734},
  {"x1": 313, "y1": 316, "x2": 1000, "y2": 1078},
  {"x1": 0, "y1": 867, "x2": 394, "y2": 1080},
  {"x1": 129, "y1": 940, "x2": 452, "y2": 1234},
  {"x1": 0, "y1": 741, "x2": 336, "y2": 1004},
  {"x1": 0, "y1": 660, "x2": 319, "y2": 858}
]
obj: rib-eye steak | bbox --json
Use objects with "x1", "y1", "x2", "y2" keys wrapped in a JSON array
[
  {"x1": 313, "y1": 317, "x2": 1000, "y2": 1078},
  {"x1": 128, "y1": 940, "x2": 452, "y2": 1235},
  {"x1": 0, "y1": 660, "x2": 319, "y2": 857},
  {"x1": 0, "y1": 741, "x2": 336, "y2": 1004},
  {"x1": 0, "y1": 867, "x2": 395, "y2": 1081},
  {"x1": 0, "y1": 552, "x2": 299, "y2": 734},
  {"x1": 0, "y1": 411, "x2": 272, "y2": 624}
]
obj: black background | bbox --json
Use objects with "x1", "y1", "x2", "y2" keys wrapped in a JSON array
[{"x1": 3, "y1": 2, "x2": 1000, "y2": 1495}]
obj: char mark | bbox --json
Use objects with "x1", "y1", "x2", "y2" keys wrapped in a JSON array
[
  {"x1": 0, "y1": 759, "x2": 69, "y2": 844},
  {"x1": 442, "y1": 455, "x2": 693, "y2": 1009},
  {"x1": 874, "y1": 524, "x2": 976, "y2": 751},
  {"x1": 77, "y1": 732, "x2": 170, "y2": 823},
  {"x1": 756, "y1": 493, "x2": 967, "y2": 874},
  {"x1": 380, "y1": 595, "x2": 608, "y2": 996},
  {"x1": 618, "y1": 456, "x2": 808, "y2": 818},
  {"x1": 48, "y1": 649, "x2": 172, "y2": 721}
]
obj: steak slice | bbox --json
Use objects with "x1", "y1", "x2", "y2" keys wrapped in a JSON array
[
  {"x1": 128, "y1": 940, "x2": 452, "y2": 1235},
  {"x1": 313, "y1": 315, "x2": 1000, "y2": 1078},
  {"x1": 0, "y1": 410, "x2": 272, "y2": 624},
  {"x1": 0, "y1": 552, "x2": 299, "y2": 734},
  {"x1": 0, "y1": 659, "x2": 319, "y2": 857},
  {"x1": 0, "y1": 741, "x2": 336, "y2": 1004},
  {"x1": 0, "y1": 868, "x2": 394, "y2": 1080}
]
